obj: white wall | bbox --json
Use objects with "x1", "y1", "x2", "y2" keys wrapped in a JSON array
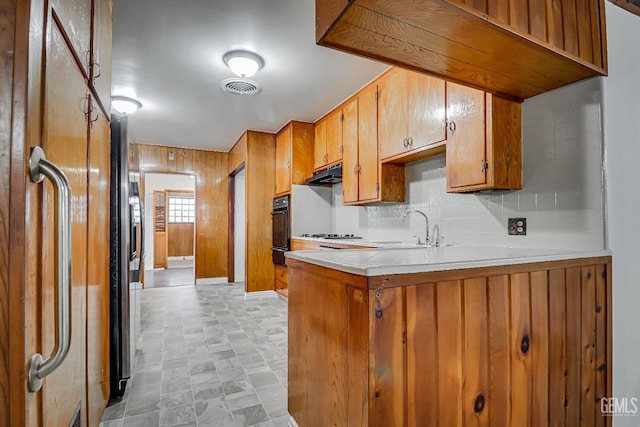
[
  {"x1": 144, "y1": 173, "x2": 196, "y2": 270},
  {"x1": 333, "y1": 77, "x2": 606, "y2": 250},
  {"x1": 602, "y1": 3, "x2": 640, "y2": 422},
  {"x1": 234, "y1": 170, "x2": 246, "y2": 282}
]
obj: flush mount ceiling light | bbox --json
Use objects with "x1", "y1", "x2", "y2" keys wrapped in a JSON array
[
  {"x1": 111, "y1": 96, "x2": 142, "y2": 115},
  {"x1": 223, "y1": 50, "x2": 264, "y2": 78}
]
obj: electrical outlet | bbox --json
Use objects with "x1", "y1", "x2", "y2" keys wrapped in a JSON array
[{"x1": 508, "y1": 218, "x2": 527, "y2": 235}]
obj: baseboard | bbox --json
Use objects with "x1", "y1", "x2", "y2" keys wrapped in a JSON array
[
  {"x1": 289, "y1": 416, "x2": 299, "y2": 427},
  {"x1": 195, "y1": 277, "x2": 228, "y2": 285},
  {"x1": 167, "y1": 256, "x2": 194, "y2": 261},
  {"x1": 243, "y1": 290, "x2": 278, "y2": 300}
]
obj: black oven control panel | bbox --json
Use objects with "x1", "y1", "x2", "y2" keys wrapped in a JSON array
[{"x1": 273, "y1": 195, "x2": 289, "y2": 210}]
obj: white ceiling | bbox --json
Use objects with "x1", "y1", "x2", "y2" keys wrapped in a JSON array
[{"x1": 111, "y1": 0, "x2": 389, "y2": 152}]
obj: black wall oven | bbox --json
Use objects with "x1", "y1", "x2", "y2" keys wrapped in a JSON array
[{"x1": 272, "y1": 195, "x2": 290, "y2": 266}]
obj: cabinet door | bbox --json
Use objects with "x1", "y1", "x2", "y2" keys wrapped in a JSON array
[
  {"x1": 51, "y1": 0, "x2": 93, "y2": 75},
  {"x1": 342, "y1": 98, "x2": 359, "y2": 204},
  {"x1": 358, "y1": 84, "x2": 379, "y2": 202},
  {"x1": 446, "y1": 83, "x2": 486, "y2": 190},
  {"x1": 326, "y1": 109, "x2": 343, "y2": 165},
  {"x1": 408, "y1": 72, "x2": 446, "y2": 150},
  {"x1": 379, "y1": 69, "x2": 408, "y2": 160},
  {"x1": 314, "y1": 119, "x2": 326, "y2": 170},
  {"x1": 275, "y1": 126, "x2": 291, "y2": 195},
  {"x1": 39, "y1": 22, "x2": 89, "y2": 427},
  {"x1": 87, "y1": 106, "x2": 110, "y2": 427},
  {"x1": 91, "y1": 0, "x2": 113, "y2": 113}
]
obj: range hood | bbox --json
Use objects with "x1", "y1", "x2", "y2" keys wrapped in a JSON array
[{"x1": 305, "y1": 163, "x2": 342, "y2": 185}]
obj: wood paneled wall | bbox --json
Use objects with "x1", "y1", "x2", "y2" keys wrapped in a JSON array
[
  {"x1": 450, "y1": 0, "x2": 607, "y2": 68},
  {"x1": 135, "y1": 143, "x2": 229, "y2": 280},
  {"x1": 168, "y1": 223, "x2": 194, "y2": 257}
]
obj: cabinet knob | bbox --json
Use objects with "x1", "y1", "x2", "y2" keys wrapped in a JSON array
[
  {"x1": 403, "y1": 138, "x2": 408, "y2": 148},
  {"x1": 408, "y1": 137, "x2": 413, "y2": 147},
  {"x1": 448, "y1": 121, "x2": 457, "y2": 134}
]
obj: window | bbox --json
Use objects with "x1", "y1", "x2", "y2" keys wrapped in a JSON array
[{"x1": 168, "y1": 196, "x2": 195, "y2": 223}]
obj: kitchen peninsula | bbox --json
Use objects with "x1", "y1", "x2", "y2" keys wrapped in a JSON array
[{"x1": 286, "y1": 247, "x2": 612, "y2": 426}]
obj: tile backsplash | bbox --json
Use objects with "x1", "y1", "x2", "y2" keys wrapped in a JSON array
[{"x1": 332, "y1": 78, "x2": 605, "y2": 251}]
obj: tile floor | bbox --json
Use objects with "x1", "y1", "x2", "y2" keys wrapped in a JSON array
[
  {"x1": 99, "y1": 282, "x2": 291, "y2": 427},
  {"x1": 143, "y1": 267, "x2": 195, "y2": 288}
]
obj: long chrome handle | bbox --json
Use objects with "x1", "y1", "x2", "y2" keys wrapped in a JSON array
[{"x1": 27, "y1": 146, "x2": 72, "y2": 393}]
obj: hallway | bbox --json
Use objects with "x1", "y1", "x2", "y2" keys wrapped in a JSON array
[{"x1": 100, "y1": 283, "x2": 290, "y2": 427}]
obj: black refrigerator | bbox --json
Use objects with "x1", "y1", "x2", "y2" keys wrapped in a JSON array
[{"x1": 109, "y1": 114, "x2": 133, "y2": 402}]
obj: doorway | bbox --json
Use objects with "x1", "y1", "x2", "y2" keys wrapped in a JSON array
[
  {"x1": 144, "y1": 173, "x2": 196, "y2": 287},
  {"x1": 234, "y1": 169, "x2": 246, "y2": 283}
]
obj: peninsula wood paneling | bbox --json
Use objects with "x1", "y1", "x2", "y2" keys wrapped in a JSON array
[
  {"x1": 135, "y1": 143, "x2": 229, "y2": 280},
  {"x1": 288, "y1": 257, "x2": 612, "y2": 426},
  {"x1": 316, "y1": 0, "x2": 607, "y2": 100},
  {"x1": 168, "y1": 223, "x2": 194, "y2": 257}
]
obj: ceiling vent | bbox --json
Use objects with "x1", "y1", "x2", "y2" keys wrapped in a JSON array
[{"x1": 220, "y1": 78, "x2": 261, "y2": 96}]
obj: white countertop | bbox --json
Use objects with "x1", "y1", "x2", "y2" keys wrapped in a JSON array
[
  {"x1": 291, "y1": 235, "x2": 418, "y2": 248},
  {"x1": 285, "y1": 245, "x2": 612, "y2": 276}
]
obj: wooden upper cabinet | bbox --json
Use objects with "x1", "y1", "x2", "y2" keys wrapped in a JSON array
[
  {"x1": 446, "y1": 82, "x2": 522, "y2": 192},
  {"x1": 379, "y1": 69, "x2": 446, "y2": 161},
  {"x1": 50, "y1": 0, "x2": 93, "y2": 76},
  {"x1": 91, "y1": 0, "x2": 113, "y2": 115},
  {"x1": 275, "y1": 126, "x2": 292, "y2": 196},
  {"x1": 343, "y1": 84, "x2": 405, "y2": 205},
  {"x1": 316, "y1": 0, "x2": 607, "y2": 100},
  {"x1": 313, "y1": 119, "x2": 326, "y2": 170},
  {"x1": 275, "y1": 121, "x2": 314, "y2": 196},
  {"x1": 315, "y1": 110, "x2": 343, "y2": 170},
  {"x1": 342, "y1": 98, "x2": 359, "y2": 204},
  {"x1": 378, "y1": 69, "x2": 408, "y2": 160}
]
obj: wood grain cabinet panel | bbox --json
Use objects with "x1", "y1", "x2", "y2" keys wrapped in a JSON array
[
  {"x1": 275, "y1": 121, "x2": 314, "y2": 196},
  {"x1": 275, "y1": 265, "x2": 288, "y2": 296},
  {"x1": 446, "y1": 82, "x2": 522, "y2": 192},
  {"x1": 87, "y1": 107, "x2": 111, "y2": 427},
  {"x1": 90, "y1": 0, "x2": 113, "y2": 115},
  {"x1": 51, "y1": 0, "x2": 93, "y2": 76},
  {"x1": 228, "y1": 131, "x2": 275, "y2": 293},
  {"x1": 40, "y1": 22, "x2": 90, "y2": 427},
  {"x1": 275, "y1": 126, "x2": 291, "y2": 195},
  {"x1": 379, "y1": 69, "x2": 446, "y2": 161},
  {"x1": 316, "y1": 0, "x2": 607, "y2": 100},
  {"x1": 343, "y1": 83, "x2": 405, "y2": 205},
  {"x1": 3, "y1": 1, "x2": 113, "y2": 425},
  {"x1": 314, "y1": 110, "x2": 343, "y2": 170},
  {"x1": 288, "y1": 256, "x2": 612, "y2": 427}
]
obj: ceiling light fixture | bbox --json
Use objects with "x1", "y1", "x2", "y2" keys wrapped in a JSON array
[
  {"x1": 223, "y1": 50, "x2": 264, "y2": 78},
  {"x1": 111, "y1": 96, "x2": 142, "y2": 115}
]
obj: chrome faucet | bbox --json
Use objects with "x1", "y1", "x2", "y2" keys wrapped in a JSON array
[{"x1": 400, "y1": 209, "x2": 429, "y2": 246}]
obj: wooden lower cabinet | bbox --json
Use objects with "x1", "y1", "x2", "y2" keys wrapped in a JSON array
[
  {"x1": 288, "y1": 257, "x2": 612, "y2": 427},
  {"x1": 275, "y1": 265, "x2": 288, "y2": 297}
]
